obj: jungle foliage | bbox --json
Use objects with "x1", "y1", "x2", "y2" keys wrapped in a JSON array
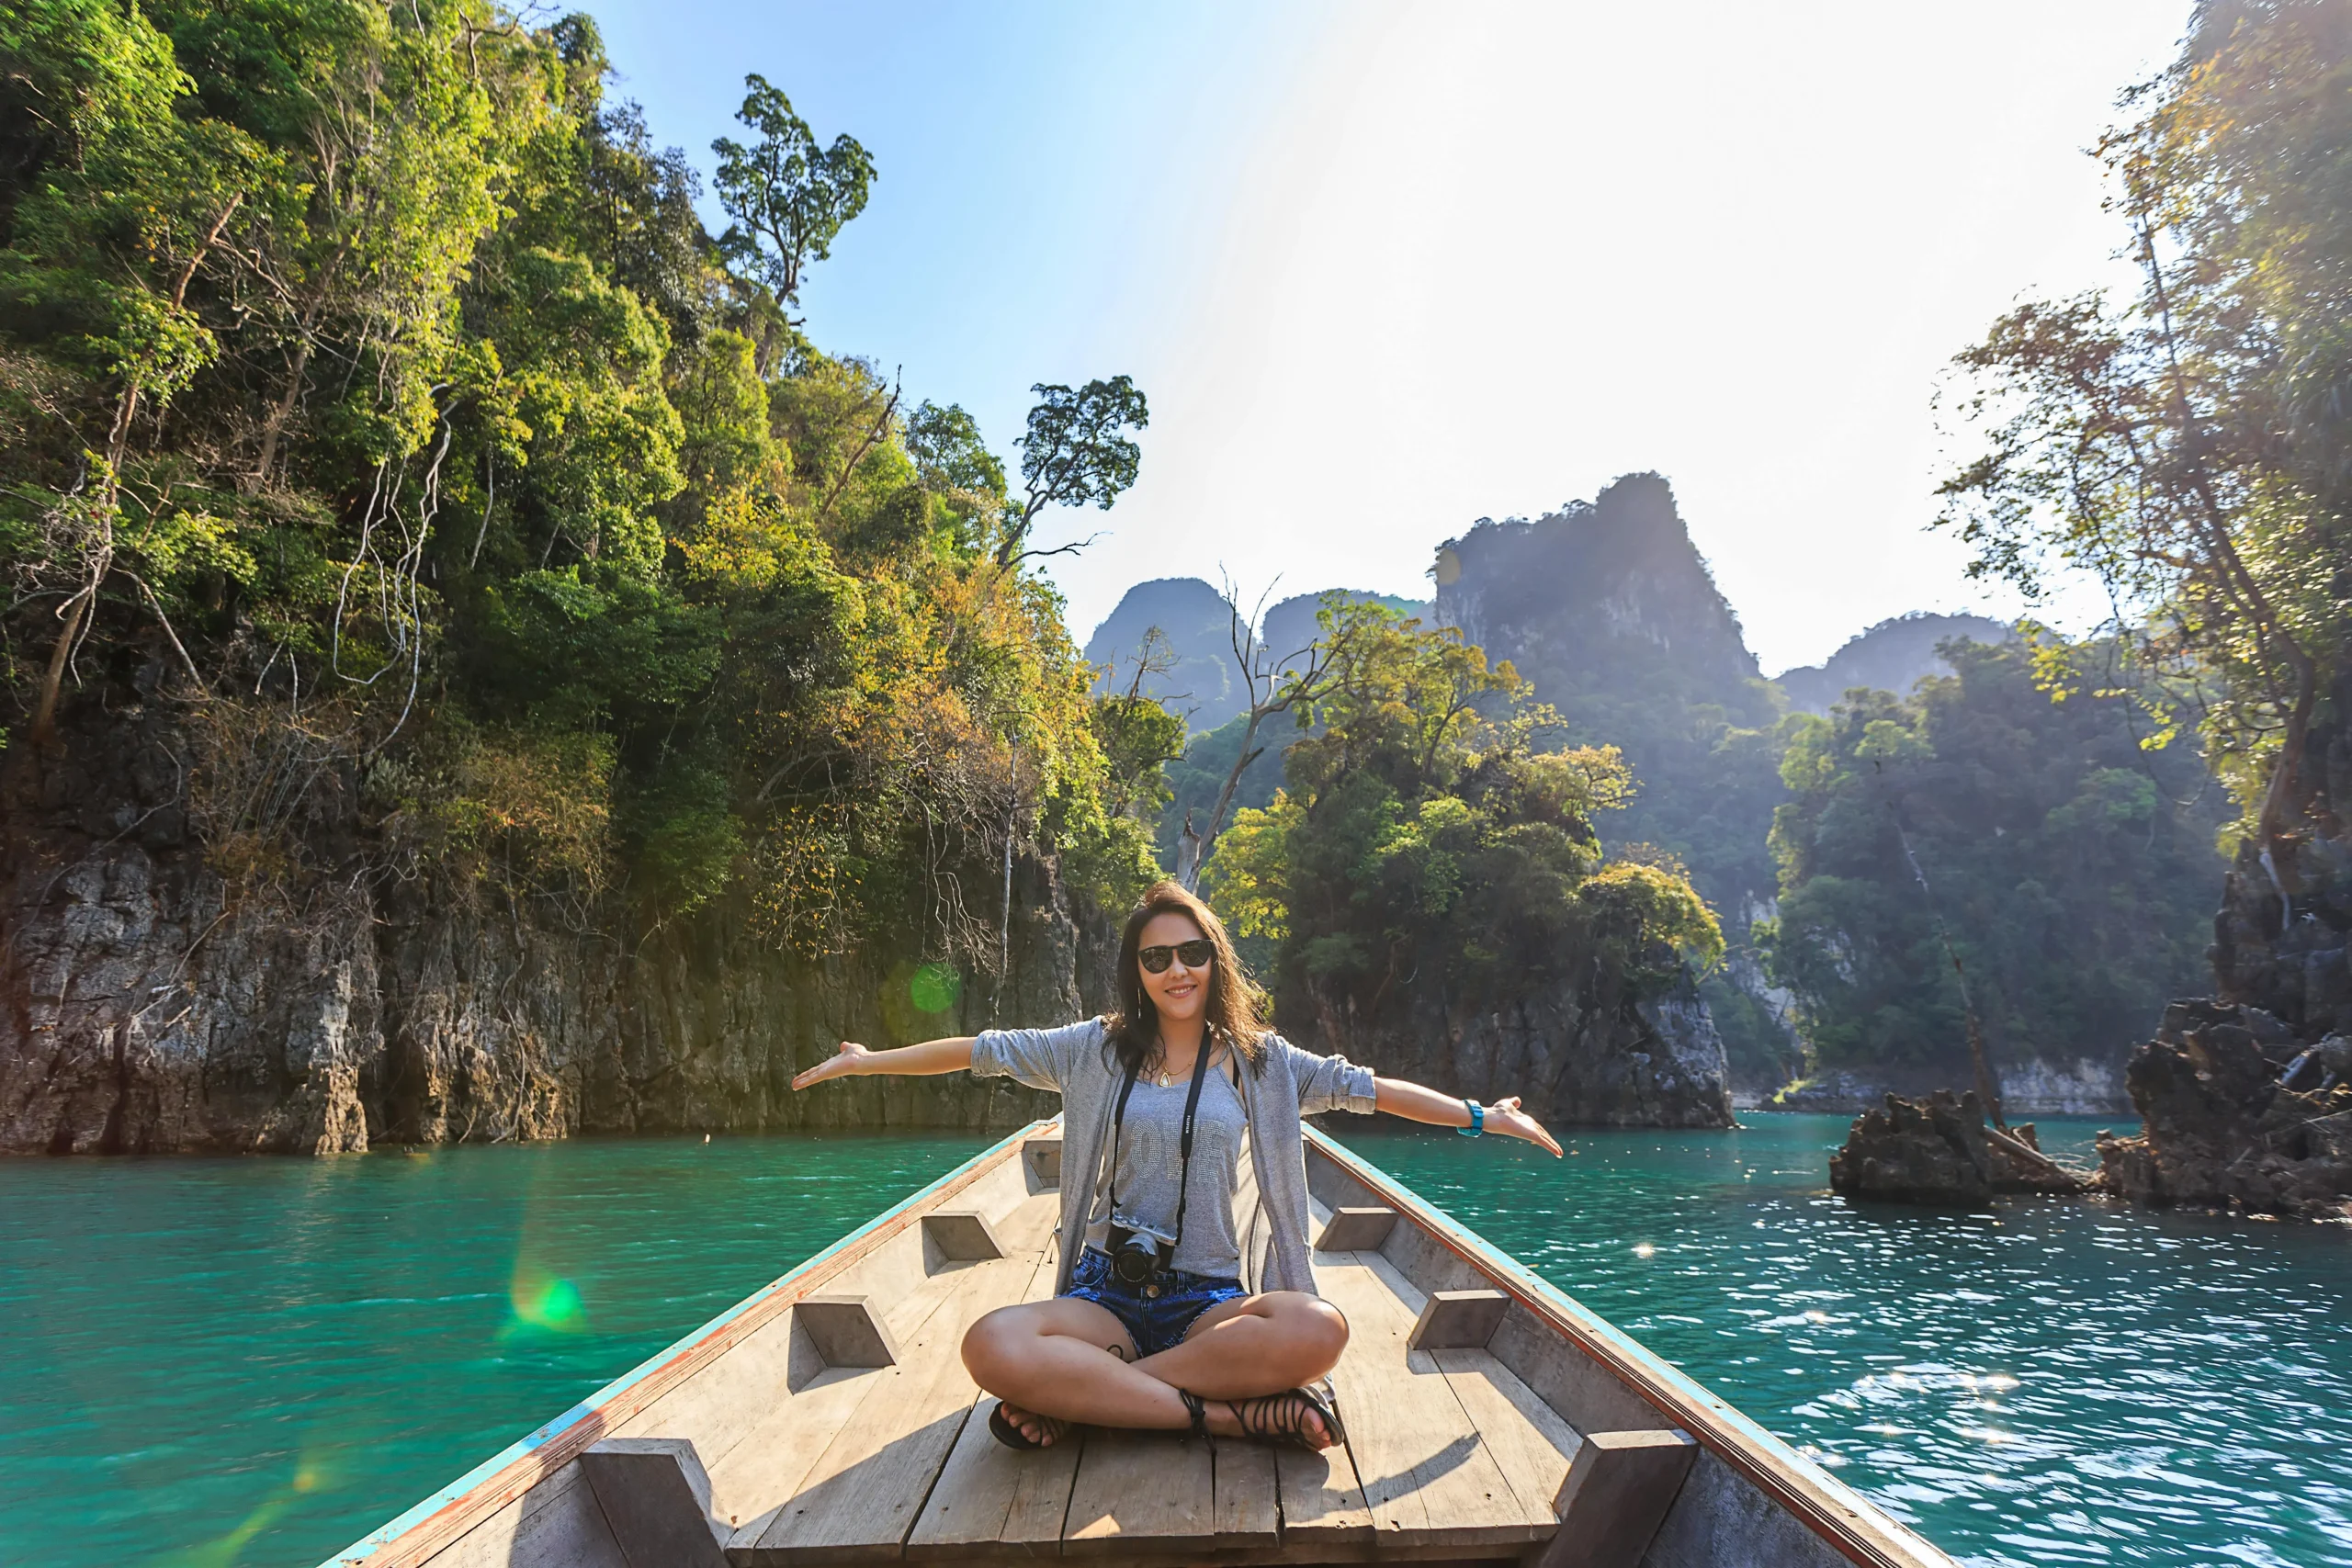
[
  {"x1": 0, "y1": 0, "x2": 1159, "y2": 964},
  {"x1": 1937, "y1": 0, "x2": 2352, "y2": 880},
  {"x1": 1204, "y1": 601, "x2": 1722, "y2": 1032},
  {"x1": 1766, "y1": 638, "x2": 2229, "y2": 1070}
]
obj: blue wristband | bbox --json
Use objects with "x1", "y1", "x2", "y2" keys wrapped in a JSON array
[{"x1": 1458, "y1": 1099, "x2": 1483, "y2": 1136}]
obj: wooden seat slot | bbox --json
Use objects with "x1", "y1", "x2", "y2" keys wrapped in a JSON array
[
  {"x1": 794, "y1": 1295, "x2": 899, "y2": 1369},
  {"x1": 1314, "y1": 1205, "x2": 1398, "y2": 1252},
  {"x1": 1408, "y1": 1287, "x2": 1511, "y2": 1350},
  {"x1": 1524, "y1": 1427, "x2": 1698, "y2": 1568},
  {"x1": 1023, "y1": 1137, "x2": 1063, "y2": 1187},
  {"x1": 580, "y1": 1438, "x2": 728, "y2": 1568},
  {"x1": 922, "y1": 1210, "x2": 1006, "y2": 1261}
]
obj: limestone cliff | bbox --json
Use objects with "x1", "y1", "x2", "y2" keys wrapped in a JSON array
[
  {"x1": 2210, "y1": 669, "x2": 2352, "y2": 1041},
  {"x1": 1431, "y1": 474, "x2": 1792, "y2": 1087},
  {"x1": 1, "y1": 709, "x2": 1104, "y2": 1155},
  {"x1": 2080, "y1": 665, "x2": 2352, "y2": 1213},
  {"x1": 2096, "y1": 1000, "x2": 2352, "y2": 1218},
  {"x1": 1295, "y1": 964, "x2": 1734, "y2": 1130}
]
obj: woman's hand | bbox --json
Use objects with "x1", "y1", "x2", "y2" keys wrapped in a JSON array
[
  {"x1": 1485, "y1": 1095, "x2": 1564, "y2": 1157},
  {"x1": 791, "y1": 1041, "x2": 872, "y2": 1091},
  {"x1": 1371, "y1": 1076, "x2": 1564, "y2": 1156}
]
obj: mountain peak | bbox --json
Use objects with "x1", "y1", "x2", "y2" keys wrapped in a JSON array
[{"x1": 1435, "y1": 472, "x2": 1762, "y2": 695}]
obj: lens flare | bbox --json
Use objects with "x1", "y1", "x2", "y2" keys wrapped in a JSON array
[
  {"x1": 506, "y1": 1265, "x2": 586, "y2": 1334},
  {"x1": 910, "y1": 962, "x2": 962, "y2": 1013},
  {"x1": 160, "y1": 1445, "x2": 343, "y2": 1566}
]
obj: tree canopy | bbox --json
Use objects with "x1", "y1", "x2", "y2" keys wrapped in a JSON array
[
  {"x1": 1766, "y1": 637, "x2": 2227, "y2": 1071},
  {"x1": 0, "y1": 0, "x2": 1157, "y2": 983},
  {"x1": 1937, "y1": 0, "x2": 2352, "y2": 889},
  {"x1": 1205, "y1": 602, "x2": 1722, "y2": 1033}
]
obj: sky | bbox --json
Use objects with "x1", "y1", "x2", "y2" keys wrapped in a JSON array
[{"x1": 587, "y1": 0, "x2": 2196, "y2": 674}]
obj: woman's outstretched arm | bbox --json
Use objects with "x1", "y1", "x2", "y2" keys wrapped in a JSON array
[
  {"x1": 1373, "y1": 1076, "x2": 1564, "y2": 1156},
  {"x1": 792, "y1": 1036, "x2": 976, "y2": 1090}
]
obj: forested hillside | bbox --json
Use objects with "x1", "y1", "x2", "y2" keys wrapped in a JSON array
[
  {"x1": 1430, "y1": 475, "x2": 1795, "y2": 1081},
  {"x1": 0, "y1": 0, "x2": 1164, "y2": 1150},
  {"x1": 1434, "y1": 475, "x2": 1782, "y2": 914},
  {"x1": 1429, "y1": 475, "x2": 2233, "y2": 1101},
  {"x1": 1937, "y1": 0, "x2": 2352, "y2": 1055},
  {"x1": 1768, "y1": 638, "x2": 2228, "y2": 1082}
]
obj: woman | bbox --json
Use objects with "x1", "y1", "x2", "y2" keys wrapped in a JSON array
[{"x1": 790, "y1": 880, "x2": 1560, "y2": 1451}]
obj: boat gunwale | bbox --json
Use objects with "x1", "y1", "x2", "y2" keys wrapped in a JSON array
[
  {"x1": 316, "y1": 1118, "x2": 1056, "y2": 1568},
  {"x1": 1305, "y1": 1125, "x2": 1952, "y2": 1568}
]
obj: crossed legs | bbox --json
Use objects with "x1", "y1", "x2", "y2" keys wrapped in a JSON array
[{"x1": 959, "y1": 1290, "x2": 1348, "y2": 1447}]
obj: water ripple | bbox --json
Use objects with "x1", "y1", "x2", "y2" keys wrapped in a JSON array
[{"x1": 1339, "y1": 1115, "x2": 2352, "y2": 1568}]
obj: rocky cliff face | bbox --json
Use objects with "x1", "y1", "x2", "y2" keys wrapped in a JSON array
[
  {"x1": 2097, "y1": 664, "x2": 2352, "y2": 1215},
  {"x1": 2211, "y1": 678, "x2": 2352, "y2": 1040},
  {"x1": 1, "y1": 710, "x2": 1103, "y2": 1155},
  {"x1": 1431, "y1": 474, "x2": 1793, "y2": 1088},
  {"x1": 1299, "y1": 969, "x2": 1734, "y2": 1130},
  {"x1": 2096, "y1": 1000, "x2": 2352, "y2": 1218}
]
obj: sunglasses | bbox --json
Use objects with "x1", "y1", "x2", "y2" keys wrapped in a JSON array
[{"x1": 1138, "y1": 939, "x2": 1216, "y2": 974}]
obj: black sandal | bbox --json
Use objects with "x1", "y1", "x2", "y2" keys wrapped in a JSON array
[
  {"x1": 1227, "y1": 1378, "x2": 1346, "y2": 1450},
  {"x1": 987, "y1": 1399, "x2": 1074, "y2": 1450},
  {"x1": 1178, "y1": 1388, "x2": 1212, "y2": 1443}
]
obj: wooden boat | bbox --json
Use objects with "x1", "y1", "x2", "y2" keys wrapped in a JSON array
[{"x1": 322, "y1": 1121, "x2": 1958, "y2": 1568}]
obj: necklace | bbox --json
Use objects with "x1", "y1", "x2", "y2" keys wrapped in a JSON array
[{"x1": 1153, "y1": 1041, "x2": 1209, "y2": 1089}]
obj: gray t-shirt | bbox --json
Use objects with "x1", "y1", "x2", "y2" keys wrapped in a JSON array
[{"x1": 1083, "y1": 1055, "x2": 1247, "y2": 1280}]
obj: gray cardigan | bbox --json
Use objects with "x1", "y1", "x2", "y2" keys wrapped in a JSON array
[{"x1": 971, "y1": 1019, "x2": 1378, "y2": 1295}]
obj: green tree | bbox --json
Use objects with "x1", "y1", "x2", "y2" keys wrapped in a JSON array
[
  {"x1": 997, "y1": 375, "x2": 1148, "y2": 566},
  {"x1": 1936, "y1": 0, "x2": 2352, "y2": 894},
  {"x1": 1207, "y1": 602, "x2": 1720, "y2": 1034},
  {"x1": 711, "y1": 73, "x2": 874, "y2": 313},
  {"x1": 1765, "y1": 637, "x2": 2227, "y2": 1073}
]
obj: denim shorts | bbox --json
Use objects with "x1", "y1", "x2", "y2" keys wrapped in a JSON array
[{"x1": 1062, "y1": 1246, "x2": 1248, "y2": 1358}]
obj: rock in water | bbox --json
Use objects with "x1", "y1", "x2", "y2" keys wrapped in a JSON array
[
  {"x1": 1831, "y1": 1090, "x2": 1998, "y2": 1204},
  {"x1": 2095, "y1": 999, "x2": 2352, "y2": 1218},
  {"x1": 1830, "y1": 1089, "x2": 2090, "y2": 1205}
]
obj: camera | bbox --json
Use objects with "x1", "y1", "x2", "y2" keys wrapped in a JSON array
[{"x1": 1107, "y1": 1216, "x2": 1177, "y2": 1285}]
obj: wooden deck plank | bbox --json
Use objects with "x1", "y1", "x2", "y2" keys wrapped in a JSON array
[
  {"x1": 996, "y1": 1433, "x2": 1081, "y2": 1550},
  {"x1": 1430, "y1": 1348, "x2": 1582, "y2": 1533},
  {"x1": 1212, "y1": 1439, "x2": 1281, "y2": 1551},
  {"x1": 1353, "y1": 1248, "x2": 1573, "y2": 1536},
  {"x1": 1061, "y1": 1426, "x2": 1216, "y2": 1555},
  {"x1": 1313, "y1": 1252, "x2": 1543, "y2": 1551},
  {"x1": 713, "y1": 1255, "x2": 984, "y2": 1547},
  {"x1": 717, "y1": 1366, "x2": 906, "y2": 1549},
  {"x1": 1280, "y1": 1199, "x2": 1379, "y2": 1551},
  {"x1": 904, "y1": 1246, "x2": 1080, "y2": 1559},
  {"x1": 1272, "y1": 1438, "x2": 1375, "y2": 1551},
  {"x1": 743, "y1": 1251, "x2": 1042, "y2": 1563}
]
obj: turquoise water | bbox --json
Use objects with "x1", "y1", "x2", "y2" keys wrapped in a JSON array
[
  {"x1": 0, "y1": 1132, "x2": 990, "y2": 1568},
  {"x1": 1, "y1": 1117, "x2": 2347, "y2": 1567},
  {"x1": 1351, "y1": 1117, "x2": 2352, "y2": 1568}
]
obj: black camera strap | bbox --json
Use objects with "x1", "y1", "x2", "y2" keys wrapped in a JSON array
[{"x1": 1107, "y1": 1033, "x2": 1216, "y2": 1255}]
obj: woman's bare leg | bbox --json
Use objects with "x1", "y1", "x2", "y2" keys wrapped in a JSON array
[
  {"x1": 962, "y1": 1298, "x2": 1181, "y2": 1443},
  {"x1": 963, "y1": 1292, "x2": 1349, "y2": 1448},
  {"x1": 1133, "y1": 1291, "x2": 1347, "y2": 1400}
]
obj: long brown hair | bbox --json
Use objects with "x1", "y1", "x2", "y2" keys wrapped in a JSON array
[{"x1": 1104, "y1": 880, "x2": 1268, "y2": 1077}]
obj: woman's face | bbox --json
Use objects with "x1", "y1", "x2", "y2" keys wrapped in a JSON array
[{"x1": 1136, "y1": 910, "x2": 1212, "y2": 1027}]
